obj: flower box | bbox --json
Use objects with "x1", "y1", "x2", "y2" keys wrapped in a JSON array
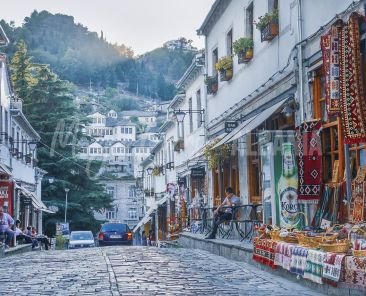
[
  {"x1": 219, "y1": 69, "x2": 233, "y2": 81},
  {"x1": 237, "y1": 49, "x2": 253, "y2": 64},
  {"x1": 260, "y1": 21, "x2": 279, "y2": 42},
  {"x1": 215, "y1": 56, "x2": 233, "y2": 81},
  {"x1": 233, "y1": 37, "x2": 254, "y2": 64},
  {"x1": 205, "y1": 75, "x2": 218, "y2": 95}
]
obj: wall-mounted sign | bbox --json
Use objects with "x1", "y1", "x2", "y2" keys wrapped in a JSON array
[
  {"x1": 23, "y1": 197, "x2": 32, "y2": 206},
  {"x1": 177, "y1": 177, "x2": 186, "y2": 186},
  {"x1": 225, "y1": 121, "x2": 238, "y2": 133},
  {"x1": 191, "y1": 167, "x2": 205, "y2": 179}
]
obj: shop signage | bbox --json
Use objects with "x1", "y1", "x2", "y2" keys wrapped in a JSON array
[
  {"x1": 225, "y1": 121, "x2": 238, "y2": 133},
  {"x1": 23, "y1": 197, "x2": 32, "y2": 205},
  {"x1": 191, "y1": 167, "x2": 205, "y2": 179},
  {"x1": 177, "y1": 177, "x2": 186, "y2": 186}
]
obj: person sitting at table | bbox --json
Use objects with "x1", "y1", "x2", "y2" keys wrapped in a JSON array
[{"x1": 205, "y1": 187, "x2": 240, "y2": 239}]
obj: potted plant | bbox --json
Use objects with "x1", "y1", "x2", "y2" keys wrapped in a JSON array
[
  {"x1": 203, "y1": 138, "x2": 232, "y2": 169},
  {"x1": 233, "y1": 37, "x2": 254, "y2": 64},
  {"x1": 152, "y1": 166, "x2": 161, "y2": 176},
  {"x1": 204, "y1": 75, "x2": 218, "y2": 94},
  {"x1": 215, "y1": 56, "x2": 233, "y2": 81},
  {"x1": 256, "y1": 9, "x2": 279, "y2": 42}
]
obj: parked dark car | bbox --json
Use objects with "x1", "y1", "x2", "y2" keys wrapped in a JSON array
[{"x1": 97, "y1": 223, "x2": 133, "y2": 246}]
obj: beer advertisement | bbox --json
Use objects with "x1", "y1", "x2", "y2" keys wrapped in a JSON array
[{"x1": 273, "y1": 134, "x2": 300, "y2": 228}]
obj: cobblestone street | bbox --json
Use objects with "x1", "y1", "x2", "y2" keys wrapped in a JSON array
[{"x1": 0, "y1": 246, "x2": 324, "y2": 296}]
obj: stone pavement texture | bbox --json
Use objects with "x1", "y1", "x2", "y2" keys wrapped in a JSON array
[{"x1": 0, "y1": 246, "x2": 325, "y2": 296}]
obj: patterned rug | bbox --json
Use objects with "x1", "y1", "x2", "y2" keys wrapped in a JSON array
[
  {"x1": 341, "y1": 256, "x2": 366, "y2": 290},
  {"x1": 304, "y1": 249, "x2": 326, "y2": 284},
  {"x1": 274, "y1": 242, "x2": 296, "y2": 271},
  {"x1": 290, "y1": 246, "x2": 309, "y2": 276},
  {"x1": 296, "y1": 120, "x2": 322, "y2": 202},
  {"x1": 321, "y1": 23, "x2": 341, "y2": 114},
  {"x1": 253, "y1": 238, "x2": 277, "y2": 269},
  {"x1": 339, "y1": 13, "x2": 366, "y2": 144},
  {"x1": 322, "y1": 253, "x2": 346, "y2": 286},
  {"x1": 350, "y1": 181, "x2": 366, "y2": 223}
]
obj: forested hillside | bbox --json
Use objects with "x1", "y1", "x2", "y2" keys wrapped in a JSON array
[{"x1": 1, "y1": 10, "x2": 197, "y2": 100}]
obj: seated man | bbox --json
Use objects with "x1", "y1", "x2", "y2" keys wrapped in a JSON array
[
  {"x1": 205, "y1": 187, "x2": 240, "y2": 239},
  {"x1": 0, "y1": 206, "x2": 15, "y2": 247}
]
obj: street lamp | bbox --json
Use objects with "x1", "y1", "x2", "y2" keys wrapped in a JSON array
[
  {"x1": 64, "y1": 188, "x2": 70, "y2": 223},
  {"x1": 174, "y1": 110, "x2": 186, "y2": 123}
]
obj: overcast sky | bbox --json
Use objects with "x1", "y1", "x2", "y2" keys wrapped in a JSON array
[{"x1": 1, "y1": 0, "x2": 214, "y2": 55}]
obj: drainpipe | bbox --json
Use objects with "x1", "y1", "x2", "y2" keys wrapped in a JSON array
[{"x1": 297, "y1": 0, "x2": 305, "y2": 123}]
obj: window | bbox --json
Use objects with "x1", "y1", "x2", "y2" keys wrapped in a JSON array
[
  {"x1": 227, "y1": 29, "x2": 233, "y2": 56},
  {"x1": 189, "y1": 98, "x2": 193, "y2": 133},
  {"x1": 129, "y1": 128, "x2": 132, "y2": 134},
  {"x1": 312, "y1": 68, "x2": 344, "y2": 182},
  {"x1": 98, "y1": 148, "x2": 102, "y2": 154},
  {"x1": 128, "y1": 208, "x2": 137, "y2": 219},
  {"x1": 128, "y1": 186, "x2": 135, "y2": 199},
  {"x1": 105, "y1": 211, "x2": 115, "y2": 220},
  {"x1": 196, "y1": 90, "x2": 202, "y2": 128},
  {"x1": 212, "y1": 48, "x2": 218, "y2": 75},
  {"x1": 106, "y1": 186, "x2": 115, "y2": 197},
  {"x1": 144, "y1": 148, "x2": 147, "y2": 153},
  {"x1": 121, "y1": 127, "x2": 125, "y2": 134},
  {"x1": 246, "y1": 2, "x2": 254, "y2": 39},
  {"x1": 268, "y1": 0, "x2": 278, "y2": 12},
  {"x1": 81, "y1": 147, "x2": 87, "y2": 154},
  {"x1": 89, "y1": 148, "x2": 93, "y2": 154}
]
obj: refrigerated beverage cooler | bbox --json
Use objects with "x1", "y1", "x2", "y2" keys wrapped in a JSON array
[{"x1": 258, "y1": 130, "x2": 301, "y2": 228}]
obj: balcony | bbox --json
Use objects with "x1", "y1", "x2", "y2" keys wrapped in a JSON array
[{"x1": 10, "y1": 97, "x2": 23, "y2": 110}]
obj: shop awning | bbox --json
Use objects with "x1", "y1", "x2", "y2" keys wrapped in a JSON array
[
  {"x1": 211, "y1": 99, "x2": 289, "y2": 149},
  {"x1": 0, "y1": 163, "x2": 12, "y2": 176},
  {"x1": 157, "y1": 196, "x2": 168, "y2": 206},
  {"x1": 15, "y1": 184, "x2": 54, "y2": 213},
  {"x1": 133, "y1": 205, "x2": 157, "y2": 233},
  {"x1": 189, "y1": 135, "x2": 225, "y2": 160}
]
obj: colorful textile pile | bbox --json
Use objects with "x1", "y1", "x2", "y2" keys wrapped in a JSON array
[
  {"x1": 304, "y1": 249, "x2": 326, "y2": 284},
  {"x1": 339, "y1": 13, "x2": 366, "y2": 144},
  {"x1": 274, "y1": 242, "x2": 296, "y2": 271},
  {"x1": 321, "y1": 23, "x2": 341, "y2": 114},
  {"x1": 296, "y1": 120, "x2": 323, "y2": 202},
  {"x1": 290, "y1": 246, "x2": 309, "y2": 276},
  {"x1": 322, "y1": 253, "x2": 346, "y2": 286},
  {"x1": 350, "y1": 181, "x2": 366, "y2": 223},
  {"x1": 253, "y1": 238, "x2": 277, "y2": 269},
  {"x1": 342, "y1": 256, "x2": 366, "y2": 290}
]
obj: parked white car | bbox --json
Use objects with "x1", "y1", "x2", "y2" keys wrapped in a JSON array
[{"x1": 68, "y1": 231, "x2": 95, "y2": 249}]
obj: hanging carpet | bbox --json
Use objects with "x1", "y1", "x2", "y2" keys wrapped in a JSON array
[
  {"x1": 296, "y1": 120, "x2": 323, "y2": 202},
  {"x1": 339, "y1": 13, "x2": 366, "y2": 144}
]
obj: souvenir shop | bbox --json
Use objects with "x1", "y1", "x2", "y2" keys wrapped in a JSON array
[{"x1": 252, "y1": 12, "x2": 366, "y2": 290}]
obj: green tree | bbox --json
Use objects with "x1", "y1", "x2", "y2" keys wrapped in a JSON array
[{"x1": 10, "y1": 40, "x2": 37, "y2": 100}]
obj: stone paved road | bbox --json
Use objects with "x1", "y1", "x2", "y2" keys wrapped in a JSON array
[{"x1": 0, "y1": 246, "x2": 325, "y2": 296}]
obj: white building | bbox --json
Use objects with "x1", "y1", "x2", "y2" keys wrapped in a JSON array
[
  {"x1": 0, "y1": 28, "x2": 50, "y2": 235},
  {"x1": 120, "y1": 110, "x2": 158, "y2": 128}
]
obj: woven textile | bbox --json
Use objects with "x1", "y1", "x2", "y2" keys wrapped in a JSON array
[
  {"x1": 296, "y1": 121, "x2": 322, "y2": 202},
  {"x1": 274, "y1": 242, "x2": 296, "y2": 271},
  {"x1": 342, "y1": 256, "x2": 366, "y2": 290},
  {"x1": 322, "y1": 253, "x2": 346, "y2": 286},
  {"x1": 290, "y1": 246, "x2": 309, "y2": 276},
  {"x1": 253, "y1": 238, "x2": 277, "y2": 269},
  {"x1": 304, "y1": 249, "x2": 326, "y2": 284},
  {"x1": 350, "y1": 181, "x2": 366, "y2": 223},
  {"x1": 339, "y1": 13, "x2": 366, "y2": 144},
  {"x1": 321, "y1": 24, "x2": 341, "y2": 114}
]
